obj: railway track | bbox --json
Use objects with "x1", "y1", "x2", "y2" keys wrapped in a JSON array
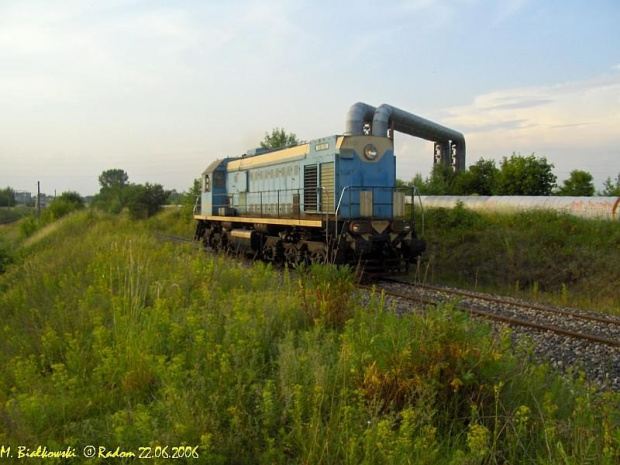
[
  {"x1": 155, "y1": 233, "x2": 196, "y2": 245},
  {"x1": 365, "y1": 278, "x2": 620, "y2": 348},
  {"x1": 363, "y1": 278, "x2": 620, "y2": 390}
]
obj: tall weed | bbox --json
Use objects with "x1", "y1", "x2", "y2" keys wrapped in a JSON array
[
  {"x1": 0, "y1": 210, "x2": 618, "y2": 463},
  {"x1": 422, "y1": 207, "x2": 620, "y2": 313}
]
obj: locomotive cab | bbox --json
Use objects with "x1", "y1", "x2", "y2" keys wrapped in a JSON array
[{"x1": 200, "y1": 159, "x2": 230, "y2": 216}]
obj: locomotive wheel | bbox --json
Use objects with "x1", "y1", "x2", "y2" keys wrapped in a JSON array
[
  {"x1": 309, "y1": 249, "x2": 327, "y2": 264},
  {"x1": 284, "y1": 246, "x2": 300, "y2": 265},
  {"x1": 211, "y1": 233, "x2": 227, "y2": 253}
]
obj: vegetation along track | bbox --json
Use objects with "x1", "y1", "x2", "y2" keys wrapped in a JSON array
[
  {"x1": 362, "y1": 278, "x2": 620, "y2": 391},
  {"x1": 155, "y1": 233, "x2": 196, "y2": 245},
  {"x1": 157, "y1": 234, "x2": 620, "y2": 391}
]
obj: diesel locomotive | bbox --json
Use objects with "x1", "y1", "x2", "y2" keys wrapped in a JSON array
[{"x1": 194, "y1": 102, "x2": 466, "y2": 272}]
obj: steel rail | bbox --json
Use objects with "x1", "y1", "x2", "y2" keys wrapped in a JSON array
[
  {"x1": 358, "y1": 284, "x2": 620, "y2": 349},
  {"x1": 155, "y1": 233, "x2": 195, "y2": 245},
  {"x1": 384, "y1": 278, "x2": 620, "y2": 327}
]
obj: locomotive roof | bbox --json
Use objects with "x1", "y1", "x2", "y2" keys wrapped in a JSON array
[
  {"x1": 201, "y1": 158, "x2": 227, "y2": 175},
  {"x1": 202, "y1": 134, "x2": 389, "y2": 173}
]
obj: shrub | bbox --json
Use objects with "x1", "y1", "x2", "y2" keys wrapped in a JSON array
[
  {"x1": 420, "y1": 207, "x2": 620, "y2": 312},
  {"x1": 0, "y1": 244, "x2": 12, "y2": 273},
  {"x1": 343, "y1": 299, "x2": 511, "y2": 420},
  {"x1": 296, "y1": 263, "x2": 356, "y2": 329},
  {"x1": 19, "y1": 215, "x2": 39, "y2": 238}
]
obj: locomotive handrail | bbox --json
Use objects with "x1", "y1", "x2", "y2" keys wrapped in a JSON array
[
  {"x1": 192, "y1": 195, "x2": 200, "y2": 215},
  {"x1": 335, "y1": 186, "x2": 352, "y2": 219},
  {"x1": 316, "y1": 186, "x2": 330, "y2": 244},
  {"x1": 413, "y1": 185, "x2": 425, "y2": 236},
  {"x1": 207, "y1": 185, "x2": 416, "y2": 225},
  {"x1": 209, "y1": 187, "x2": 335, "y2": 219}
]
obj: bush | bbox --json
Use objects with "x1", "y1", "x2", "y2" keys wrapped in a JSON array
[
  {"x1": 0, "y1": 244, "x2": 12, "y2": 273},
  {"x1": 45, "y1": 191, "x2": 85, "y2": 222},
  {"x1": 296, "y1": 263, "x2": 356, "y2": 328},
  {"x1": 421, "y1": 207, "x2": 620, "y2": 312},
  {"x1": 19, "y1": 215, "x2": 39, "y2": 238}
]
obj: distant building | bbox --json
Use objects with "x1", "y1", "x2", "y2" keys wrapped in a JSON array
[
  {"x1": 14, "y1": 191, "x2": 32, "y2": 206},
  {"x1": 36, "y1": 193, "x2": 55, "y2": 208}
]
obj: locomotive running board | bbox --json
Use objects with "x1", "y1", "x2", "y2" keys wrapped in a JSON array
[{"x1": 194, "y1": 215, "x2": 323, "y2": 228}]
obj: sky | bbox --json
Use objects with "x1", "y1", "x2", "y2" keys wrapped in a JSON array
[{"x1": 0, "y1": 0, "x2": 619, "y2": 196}]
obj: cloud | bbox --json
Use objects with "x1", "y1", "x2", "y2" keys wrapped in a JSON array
[
  {"x1": 483, "y1": 98, "x2": 553, "y2": 111},
  {"x1": 444, "y1": 74, "x2": 620, "y2": 137},
  {"x1": 613, "y1": 64, "x2": 620, "y2": 71},
  {"x1": 430, "y1": 73, "x2": 620, "y2": 186},
  {"x1": 456, "y1": 119, "x2": 532, "y2": 133}
]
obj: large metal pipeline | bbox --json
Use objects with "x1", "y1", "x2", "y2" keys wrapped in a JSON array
[
  {"x1": 417, "y1": 196, "x2": 620, "y2": 221},
  {"x1": 344, "y1": 102, "x2": 377, "y2": 136},
  {"x1": 344, "y1": 102, "x2": 466, "y2": 171}
]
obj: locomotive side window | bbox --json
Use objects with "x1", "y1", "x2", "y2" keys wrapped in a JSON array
[
  {"x1": 213, "y1": 171, "x2": 226, "y2": 188},
  {"x1": 203, "y1": 174, "x2": 210, "y2": 192}
]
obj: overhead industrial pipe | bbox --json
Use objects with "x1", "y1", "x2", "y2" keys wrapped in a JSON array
[
  {"x1": 344, "y1": 102, "x2": 466, "y2": 171},
  {"x1": 344, "y1": 102, "x2": 377, "y2": 136},
  {"x1": 372, "y1": 104, "x2": 466, "y2": 171}
]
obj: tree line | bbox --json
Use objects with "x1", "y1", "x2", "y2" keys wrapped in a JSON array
[
  {"x1": 399, "y1": 153, "x2": 620, "y2": 196},
  {"x1": 89, "y1": 168, "x2": 171, "y2": 218},
  {"x1": 0, "y1": 188, "x2": 16, "y2": 207},
  {"x1": 3, "y1": 133, "x2": 620, "y2": 229}
]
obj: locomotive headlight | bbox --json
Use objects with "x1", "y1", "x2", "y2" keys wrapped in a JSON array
[
  {"x1": 391, "y1": 221, "x2": 412, "y2": 233},
  {"x1": 363, "y1": 144, "x2": 378, "y2": 160},
  {"x1": 350, "y1": 221, "x2": 370, "y2": 234}
]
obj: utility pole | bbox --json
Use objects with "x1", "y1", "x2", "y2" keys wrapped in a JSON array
[{"x1": 37, "y1": 181, "x2": 41, "y2": 221}]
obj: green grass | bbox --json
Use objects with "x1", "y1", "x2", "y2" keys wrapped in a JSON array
[
  {"x1": 416, "y1": 205, "x2": 620, "y2": 314},
  {"x1": 0, "y1": 206, "x2": 33, "y2": 224},
  {"x1": 0, "y1": 209, "x2": 618, "y2": 463}
]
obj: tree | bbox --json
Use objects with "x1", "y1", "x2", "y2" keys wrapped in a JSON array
[
  {"x1": 600, "y1": 173, "x2": 620, "y2": 196},
  {"x1": 557, "y1": 170, "x2": 595, "y2": 196},
  {"x1": 98, "y1": 169, "x2": 129, "y2": 190},
  {"x1": 125, "y1": 183, "x2": 170, "y2": 219},
  {"x1": 179, "y1": 178, "x2": 202, "y2": 219},
  {"x1": 410, "y1": 173, "x2": 426, "y2": 191},
  {"x1": 92, "y1": 169, "x2": 130, "y2": 213},
  {"x1": 453, "y1": 158, "x2": 499, "y2": 195},
  {"x1": 402, "y1": 167, "x2": 464, "y2": 195},
  {"x1": 47, "y1": 191, "x2": 85, "y2": 220},
  {"x1": 260, "y1": 128, "x2": 299, "y2": 150},
  {"x1": 395, "y1": 178, "x2": 409, "y2": 188},
  {"x1": 422, "y1": 164, "x2": 461, "y2": 195},
  {"x1": 0, "y1": 187, "x2": 16, "y2": 207},
  {"x1": 183, "y1": 179, "x2": 201, "y2": 205},
  {"x1": 495, "y1": 153, "x2": 557, "y2": 196}
]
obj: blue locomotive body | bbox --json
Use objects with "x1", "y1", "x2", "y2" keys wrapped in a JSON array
[
  {"x1": 194, "y1": 102, "x2": 466, "y2": 271},
  {"x1": 194, "y1": 134, "x2": 424, "y2": 271},
  {"x1": 198, "y1": 135, "x2": 398, "y2": 219}
]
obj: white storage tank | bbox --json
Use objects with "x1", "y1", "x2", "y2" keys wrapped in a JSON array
[{"x1": 416, "y1": 196, "x2": 620, "y2": 221}]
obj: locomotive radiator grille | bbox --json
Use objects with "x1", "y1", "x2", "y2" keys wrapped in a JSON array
[
  {"x1": 304, "y1": 165, "x2": 318, "y2": 211},
  {"x1": 320, "y1": 162, "x2": 335, "y2": 213}
]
